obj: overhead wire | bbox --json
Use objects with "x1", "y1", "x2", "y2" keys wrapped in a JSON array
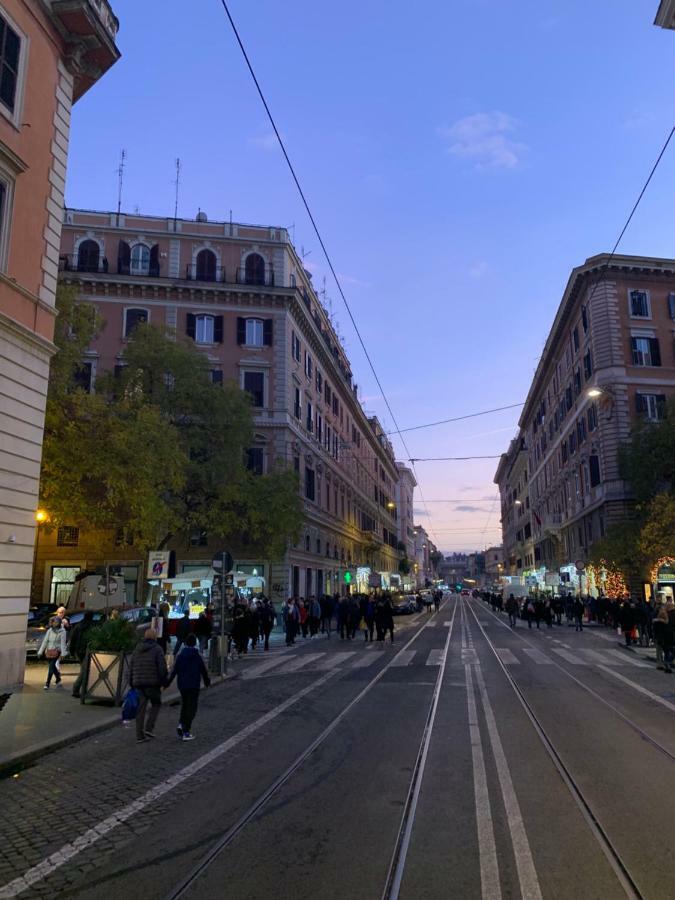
[
  {"x1": 385, "y1": 402, "x2": 524, "y2": 436},
  {"x1": 217, "y1": 0, "x2": 441, "y2": 545}
]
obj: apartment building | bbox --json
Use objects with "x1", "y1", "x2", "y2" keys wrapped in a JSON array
[
  {"x1": 41, "y1": 207, "x2": 403, "y2": 606},
  {"x1": 494, "y1": 433, "x2": 535, "y2": 578},
  {"x1": 395, "y1": 463, "x2": 416, "y2": 560},
  {"x1": 0, "y1": 1, "x2": 119, "y2": 692},
  {"x1": 655, "y1": 1, "x2": 675, "y2": 28},
  {"x1": 497, "y1": 253, "x2": 675, "y2": 594}
]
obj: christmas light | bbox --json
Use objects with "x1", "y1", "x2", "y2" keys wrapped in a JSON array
[
  {"x1": 586, "y1": 560, "x2": 627, "y2": 599},
  {"x1": 650, "y1": 556, "x2": 675, "y2": 585}
]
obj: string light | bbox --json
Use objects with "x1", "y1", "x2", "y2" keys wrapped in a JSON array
[
  {"x1": 650, "y1": 556, "x2": 675, "y2": 585},
  {"x1": 586, "y1": 560, "x2": 628, "y2": 599}
]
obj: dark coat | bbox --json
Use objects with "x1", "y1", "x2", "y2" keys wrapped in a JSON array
[
  {"x1": 130, "y1": 639, "x2": 168, "y2": 688},
  {"x1": 168, "y1": 646, "x2": 210, "y2": 691}
]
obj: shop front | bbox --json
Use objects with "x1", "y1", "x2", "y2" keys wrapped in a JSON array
[
  {"x1": 654, "y1": 558, "x2": 675, "y2": 602},
  {"x1": 155, "y1": 568, "x2": 214, "y2": 620}
]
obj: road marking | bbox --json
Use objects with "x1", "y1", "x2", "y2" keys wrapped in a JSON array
[
  {"x1": 425, "y1": 649, "x2": 446, "y2": 666},
  {"x1": 597, "y1": 666, "x2": 675, "y2": 714},
  {"x1": 580, "y1": 649, "x2": 618, "y2": 667},
  {"x1": 465, "y1": 663, "x2": 501, "y2": 900},
  {"x1": 350, "y1": 653, "x2": 380, "y2": 669},
  {"x1": 472, "y1": 662, "x2": 543, "y2": 900},
  {"x1": 314, "y1": 652, "x2": 356, "y2": 671},
  {"x1": 242, "y1": 656, "x2": 296, "y2": 679},
  {"x1": 275, "y1": 653, "x2": 325, "y2": 674},
  {"x1": 523, "y1": 648, "x2": 553, "y2": 665},
  {"x1": 495, "y1": 648, "x2": 519, "y2": 665},
  {"x1": 426, "y1": 620, "x2": 437, "y2": 627},
  {"x1": 443, "y1": 621, "x2": 452, "y2": 626},
  {"x1": 551, "y1": 648, "x2": 586, "y2": 665},
  {"x1": 391, "y1": 649, "x2": 416, "y2": 667},
  {"x1": 603, "y1": 649, "x2": 651, "y2": 669}
]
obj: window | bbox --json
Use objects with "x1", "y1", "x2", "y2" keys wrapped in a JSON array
[
  {"x1": 577, "y1": 417, "x2": 586, "y2": 444},
  {"x1": 629, "y1": 290, "x2": 650, "y2": 318},
  {"x1": 0, "y1": 175, "x2": 9, "y2": 271},
  {"x1": 244, "y1": 252, "x2": 265, "y2": 285},
  {"x1": 583, "y1": 350, "x2": 593, "y2": 381},
  {"x1": 316, "y1": 412, "x2": 323, "y2": 443},
  {"x1": 587, "y1": 403, "x2": 598, "y2": 432},
  {"x1": 589, "y1": 455, "x2": 601, "y2": 487},
  {"x1": 572, "y1": 327, "x2": 579, "y2": 353},
  {"x1": 77, "y1": 240, "x2": 101, "y2": 273},
  {"x1": 57, "y1": 526, "x2": 79, "y2": 547},
  {"x1": 130, "y1": 244, "x2": 150, "y2": 276},
  {"x1": 325, "y1": 382, "x2": 332, "y2": 406},
  {"x1": 189, "y1": 530, "x2": 208, "y2": 547},
  {"x1": 50, "y1": 566, "x2": 80, "y2": 606},
  {"x1": 306, "y1": 399, "x2": 313, "y2": 433},
  {"x1": 292, "y1": 330, "x2": 301, "y2": 362},
  {"x1": 305, "y1": 467, "x2": 315, "y2": 501},
  {"x1": 636, "y1": 393, "x2": 667, "y2": 421},
  {"x1": 73, "y1": 362, "x2": 93, "y2": 393},
  {"x1": 581, "y1": 305, "x2": 588, "y2": 333},
  {"x1": 243, "y1": 371, "x2": 264, "y2": 407},
  {"x1": 124, "y1": 308, "x2": 148, "y2": 337},
  {"x1": 0, "y1": 14, "x2": 20, "y2": 115},
  {"x1": 332, "y1": 395, "x2": 339, "y2": 416},
  {"x1": 211, "y1": 370, "x2": 223, "y2": 385},
  {"x1": 569, "y1": 431, "x2": 577, "y2": 455},
  {"x1": 573, "y1": 368, "x2": 581, "y2": 397},
  {"x1": 316, "y1": 370, "x2": 323, "y2": 392},
  {"x1": 669, "y1": 294, "x2": 675, "y2": 320},
  {"x1": 246, "y1": 447, "x2": 264, "y2": 475},
  {"x1": 294, "y1": 387, "x2": 301, "y2": 420},
  {"x1": 237, "y1": 317, "x2": 273, "y2": 347},
  {"x1": 631, "y1": 336, "x2": 661, "y2": 367},
  {"x1": 305, "y1": 352, "x2": 313, "y2": 379},
  {"x1": 195, "y1": 248, "x2": 217, "y2": 282},
  {"x1": 196, "y1": 315, "x2": 214, "y2": 344}
]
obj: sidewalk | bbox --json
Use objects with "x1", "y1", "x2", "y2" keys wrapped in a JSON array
[{"x1": 0, "y1": 626, "x2": 290, "y2": 776}]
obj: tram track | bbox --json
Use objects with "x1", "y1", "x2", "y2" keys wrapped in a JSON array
[
  {"x1": 463, "y1": 597, "x2": 649, "y2": 900},
  {"x1": 163, "y1": 600, "x2": 453, "y2": 900}
]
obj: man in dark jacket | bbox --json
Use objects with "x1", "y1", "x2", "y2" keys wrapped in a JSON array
[
  {"x1": 167, "y1": 633, "x2": 210, "y2": 740},
  {"x1": 174, "y1": 611, "x2": 191, "y2": 656},
  {"x1": 130, "y1": 628, "x2": 168, "y2": 743},
  {"x1": 69, "y1": 610, "x2": 96, "y2": 699}
]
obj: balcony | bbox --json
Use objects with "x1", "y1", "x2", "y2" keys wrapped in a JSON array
[
  {"x1": 541, "y1": 513, "x2": 563, "y2": 537},
  {"x1": 236, "y1": 268, "x2": 275, "y2": 287},
  {"x1": 51, "y1": 1, "x2": 121, "y2": 100},
  {"x1": 59, "y1": 253, "x2": 108, "y2": 274},
  {"x1": 185, "y1": 264, "x2": 226, "y2": 284}
]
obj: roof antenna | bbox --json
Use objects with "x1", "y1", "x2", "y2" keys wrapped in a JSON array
[
  {"x1": 173, "y1": 158, "x2": 181, "y2": 227},
  {"x1": 116, "y1": 149, "x2": 126, "y2": 226}
]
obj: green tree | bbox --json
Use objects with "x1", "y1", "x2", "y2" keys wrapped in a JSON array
[
  {"x1": 638, "y1": 493, "x2": 675, "y2": 562},
  {"x1": 619, "y1": 397, "x2": 675, "y2": 502}
]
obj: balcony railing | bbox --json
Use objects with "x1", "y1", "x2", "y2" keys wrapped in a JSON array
[
  {"x1": 59, "y1": 254, "x2": 109, "y2": 274},
  {"x1": 236, "y1": 268, "x2": 275, "y2": 287},
  {"x1": 117, "y1": 259, "x2": 161, "y2": 277},
  {"x1": 185, "y1": 264, "x2": 226, "y2": 283}
]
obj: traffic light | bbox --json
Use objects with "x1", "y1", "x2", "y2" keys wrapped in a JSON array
[
  {"x1": 456, "y1": 584, "x2": 462, "y2": 592},
  {"x1": 343, "y1": 571, "x2": 352, "y2": 585}
]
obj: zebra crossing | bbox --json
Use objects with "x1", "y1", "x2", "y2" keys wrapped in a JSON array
[
  {"x1": 240, "y1": 646, "x2": 450, "y2": 680},
  {"x1": 494, "y1": 646, "x2": 651, "y2": 668}
]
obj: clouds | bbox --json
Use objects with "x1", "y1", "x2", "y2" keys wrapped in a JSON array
[
  {"x1": 439, "y1": 112, "x2": 527, "y2": 170},
  {"x1": 249, "y1": 131, "x2": 282, "y2": 150},
  {"x1": 454, "y1": 505, "x2": 484, "y2": 513}
]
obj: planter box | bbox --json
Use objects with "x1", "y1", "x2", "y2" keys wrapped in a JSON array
[{"x1": 81, "y1": 650, "x2": 131, "y2": 705}]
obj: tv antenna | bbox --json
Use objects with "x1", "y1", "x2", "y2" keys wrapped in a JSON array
[
  {"x1": 116, "y1": 149, "x2": 126, "y2": 225},
  {"x1": 173, "y1": 158, "x2": 181, "y2": 224},
  {"x1": 300, "y1": 245, "x2": 312, "y2": 261}
]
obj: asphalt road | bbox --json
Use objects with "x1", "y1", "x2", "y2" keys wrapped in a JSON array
[{"x1": 0, "y1": 595, "x2": 673, "y2": 900}]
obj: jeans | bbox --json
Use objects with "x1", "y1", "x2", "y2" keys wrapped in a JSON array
[
  {"x1": 72, "y1": 657, "x2": 87, "y2": 697},
  {"x1": 136, "y1": 686, "x2": 162, "y2": 740},
  {"x1": 46, "y1": 657, "x2": 61, "y2": 686},
  {"x1": 508, "y1": 613, "x2": 517, "y2": 628},
  {"x1": 179, "y1": 688, "x2": 200, "y2": 732}
]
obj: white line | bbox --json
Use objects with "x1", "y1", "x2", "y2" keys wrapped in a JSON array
[
  {"x1": 391, "y1": 650, "x2": 416, "y2": 667},
  {"x1": 598, "y1": 666, "x2": 675, "y2": 714},
  {"x1": 522, "y1": 648, "x2": 553, "y2": 665},
  {"x1": 426, "y1": 620, "x2": 437, "y2": 627},
  {"x1": 242, "y1": 656, "x2": 296, "y2": 679},
  {"x1": 314, "y1": 652, "x2": 356, "y2": 671},
  {"x1": 443, "y1": 620, "x2": 452, "y2": 626},
  {"x1": 350, "y1": 653, "x2": 379, "y2": 669},
  {"x1": 472, "y1": 663, "x2": 543, "y2": 900},
  {"x1": 465, "y1": 663, "x2": 502, "y2": 900},
  {"x1": 551, "y1": 648, "x2": 586, "y2": 665},
  {"x1": 275, "y1": 653, "x2": 325, "y2": 673},
  {"x1": 580, "y1": 649, "x2": 619, "y2": 667},
  {"x1": 495, "y1": 648, "x2": 520, "y2": 666},
  {"x1": 425, "y1": 649, "x2": 446, "y2": 667},
  {"x1": 603, "y1": 649, "x2": 651, "y2": 669}
]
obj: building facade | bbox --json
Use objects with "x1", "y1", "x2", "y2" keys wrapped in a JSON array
[
  {"x1": 395, "y1": 463, "x2": 416, "y2": 560},
  {"x1": 655, "y1": 1, "x2": 675, "y2": 28},
  {"x1": 0, "y1": 1, "x2": 119, "y2": 691},
  {"x1": 42, "y1": 207, "x2": 405, "y2": 606},
  {"x1": 494, "y1": 433, "x2": 535, "y2": 578},
  {"x1": 496, "y1": 254, "x2": 675, "y2": 594}
]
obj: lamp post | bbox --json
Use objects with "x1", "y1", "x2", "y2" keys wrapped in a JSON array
[{"x1": 33, "y1": 509, "x2": 48, "y2": 605}]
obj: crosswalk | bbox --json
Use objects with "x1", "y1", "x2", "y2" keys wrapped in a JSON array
[
  {"x1": 495, "y1": 646, "x2": 651, "y2": 668},
  {"x1": 241, "y1": 647, "x2": 449, "y2": 680}
]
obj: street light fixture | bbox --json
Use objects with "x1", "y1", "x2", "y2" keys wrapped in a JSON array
[
  {"x1": 514, "y1": 499, "x2": 522, "y2": 506},
  {"x1": 587, "y1": 387, "x2": 603, "y2": 398},
  {"x1": 35, "y1": 509, "x2": 48, "y2": 524}
]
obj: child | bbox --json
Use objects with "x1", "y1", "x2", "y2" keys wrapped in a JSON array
[{"x1": 167, "y1": 633, "x2": 210, "y2": 741}]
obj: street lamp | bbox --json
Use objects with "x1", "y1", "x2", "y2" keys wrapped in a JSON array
[
  {"x1": 514, "y1": 499, "x2": 522, "y2": 506},
  {"x1": 587, "y1": 387, "x2": 603, "y2": 398},
  {"x1": 33, "y1": 509, "x2": 49, "y2": 606}
]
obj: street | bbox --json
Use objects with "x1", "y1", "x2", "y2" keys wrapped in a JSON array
[{"x1": 0, "y1": 596, "x2": 673, "y2": 900}]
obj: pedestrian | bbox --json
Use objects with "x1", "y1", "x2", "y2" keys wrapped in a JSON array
[
  {"x1": 619, "y1": 600, "x2": 636, "y2": 647},
  {"x1": 248, "y1": 601, "x2": 260, "y2": 651},
  {"x1": 320, "y1": 594, "x2": 334, "y2": 637},
  {"x1": 337, "y1": 597, "x2": 350, "y2": 640},
  {"x1": 167, "y1": 633, "x2": 210, "y2": 741},
  {"x1": 156, "y1": 602, "x2": 171, "y2": 654},
  {"x1": 364, "y1": 597, "x2": 376, "y2": 642},
  {"x1": 434, "y1": 590, "x2": 441, "y2": 613},
  {"x1": 174, "y1": 610, "x2": 191, "y2": 656},
  {"x1": 506, "y1": 594, "x2": 519, "y2": 628},
  {"x1": 525, "y1": 599, "x2": 535, "y2": 629},
  {"x1": 258, "y1": 596, "x2": 276, "y2": 650},
  {"x1": 573, "y1": 596, "x2": 585, "y2": 632},
  {"x1": 653, "y1": 603, "x2": 669, "y2": 671},
  {"x1": 68, "y1": 610, "x2": 96, "y2": 698},
  {"x1": 129, "y1": 627, "x2": 168, "y2": 743},
  {"x1": 299, "y1": 599, "x2": 309, "y2": 639},
  {"x1": 348, "y1": 596, "x2": 361, "y2": 639},
  {"x1": 232, "y1": 599, "x2": 250, "y2": 654},
  {"x1": 37, "y1": 616, "x2": 67, "y2": 689},
  {"x1": 309, "y1": 596, "x2": 321, "y2": 637},
  {"x1": 379, "y1": 596, "x2": 395, "y2": 644},
  {"x1": 194, "y1": 612, "x2": 212, "y2": 654},
  {"x1": 284, "y1": 598, "x2": 299, "y2": 646}
]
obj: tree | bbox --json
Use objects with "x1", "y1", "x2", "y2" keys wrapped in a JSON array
[
  {"x1": 619, "y1": 397, "x2": 675, "y2": 503},
  {"x1": 638, "y1": 494, "x2": 675, "y2": 562},
  {"x1": 40, "y1": 292, "x2": 302, "y2": 558}
]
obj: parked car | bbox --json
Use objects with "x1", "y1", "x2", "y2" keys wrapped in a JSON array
[{"x1": 392, "y1": 595, "x2": 417, "y2": 616}]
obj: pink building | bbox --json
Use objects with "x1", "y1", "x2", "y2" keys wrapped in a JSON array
[
  {"x1": 0, "y1": 1, "x2": 119, "y2": 692},
  {"x1": 47, "y1": 207, "x2": 405, "y2": 605}
]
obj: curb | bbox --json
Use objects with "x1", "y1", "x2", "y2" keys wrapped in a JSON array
[{"x1": 0, "y1": 671, "x2": 236, "y2": 779}]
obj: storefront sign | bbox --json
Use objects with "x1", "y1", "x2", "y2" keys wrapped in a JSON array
[{"x1": 147, "y1": 551, "x2": 171, "y2": 579}]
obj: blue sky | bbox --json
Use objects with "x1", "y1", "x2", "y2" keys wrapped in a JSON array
[{"x1": 66, "y1": 0, "x2": 675, "y2": 552}]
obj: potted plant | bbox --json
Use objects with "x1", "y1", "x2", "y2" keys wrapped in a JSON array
[{"x1": 80, "y1": 617, "x2": 139, "y2": 705}]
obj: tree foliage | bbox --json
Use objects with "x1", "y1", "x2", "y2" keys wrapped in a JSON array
[{"x1": 40, "y1": 288, "x2": 302, "y2": 559}]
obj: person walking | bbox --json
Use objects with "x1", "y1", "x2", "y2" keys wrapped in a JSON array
[
  {"x1": 68, "y1": 610, "x2": 96, "y2": 698},
  {"x1": 194, "y1": 612, "x2": 212, "y2": 654},
  {"x1": 129, "y1": 628, "x2": 167, "y2": 743},
  {"x1": 320, "y1": 594, "x2": 334, "y2": 637},
  {"x1": 619, "y1": 600, "x2": 636, "y2": 647},
  {"x1": 309, "y1": 596, "x2": 321, "y2": 637},
  {"x1": 156, "y1": 602, "x2": 171, "y2": 655},
  {"x1": 258, "y1": 596, "x2": 276, "y2": 650},
  {"x1": 653, "y1": 603, "x2": 669, "y2": 671},
  {"x1": 167, "y1": 633, "x2": 210, "y2": 740},
  {"x1": 525, "y1": 599, "x2": 535, "y2": 629},
  {"x1": 337, "y1": 597, "x2": 350, "y2": 640},
  {"x1": 37, "y1": 616, "x2": 68, "y2": 689},
  {"x1": 298, "y1": 600, "x2": 309, "y2": 639},
  {"x1": 174, "y1": 610, "x2": 191, "y2": 656},
  {"x1": 573, "y1": 596, "x2": 585, "y2": 632},
  {"x1": 348, "y1": 596, "x2": 361, "y2": 639},
  {"x1": 284, "y1": 598, "x2": 299, "y2": 646},
  {"x1": 364, "y1": 597, "x2": 376, "y2": 642},
  {"x1": 434, "y1": 590, "x2": 441, "y2": 613},
  {"x1": 379, "y1": 596, "x2": 395, "y2": 644},
  {"x1": 506, "y1": 594, "x2": 519, "y2": 628}
]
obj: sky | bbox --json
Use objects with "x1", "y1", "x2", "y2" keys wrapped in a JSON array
[{"x1": 65, "y1": 0, "x2": 675, "y2": 553}]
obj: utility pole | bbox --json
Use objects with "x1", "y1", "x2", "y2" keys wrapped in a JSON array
[
  {"x1": 116, "y1": 149, "x2": 126, "y2": 227},
  {"x1": 173, "y1": 158, "x2": 181, "y2": 228}
]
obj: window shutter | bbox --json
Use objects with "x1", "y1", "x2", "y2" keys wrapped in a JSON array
[
  {"x1": 635, "y1": 393, "x2": 646, "y2": 414},
  {"x1": 186, "y1": 313, "x2": 196, "y2": 340},
  {"x1": 669, "y1": 294, "x2": 675, "y2": 320},
  {"x1": 649, "y1": 338, "x2": 661, "y2": 367},
  {"x1": 149, "y1": 244, "x2": 160, "y2": 276},
  {"x1": 237, "y1": 317, "x2": 246, "y2": 345},
  {"x1": 214, "y1": 315, "x2": 223, "y2": 343},
  {"x1": 263, "y1": 318, "x2": 273, "y2": 346},
  {"x1": 656, "y1": 394, "x2": 667, "y2": 419},
  {"x1": 118, "y1": 240, "x2": 130, "y2": 274},
  {"x1": 589, "y1": 455, "x2": 601, "y2": 488}
]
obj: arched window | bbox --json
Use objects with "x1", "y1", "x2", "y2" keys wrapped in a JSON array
[
  {"x1": 244, "y1": 252, "x2": 265, "y2": 285},
  {"x1": 195, "y1": 248, "x2": 217, "y2": 282},
  {"x1": 77, "y1": 240, "x2": 100, "y2": 273},
  {"x1": 130, "y1": 243, "x2": 150, "y2": 276}
]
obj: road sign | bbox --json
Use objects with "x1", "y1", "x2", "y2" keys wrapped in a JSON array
[{"x1": 147, "y1": 551, "x2": 170, "y2": 579}]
